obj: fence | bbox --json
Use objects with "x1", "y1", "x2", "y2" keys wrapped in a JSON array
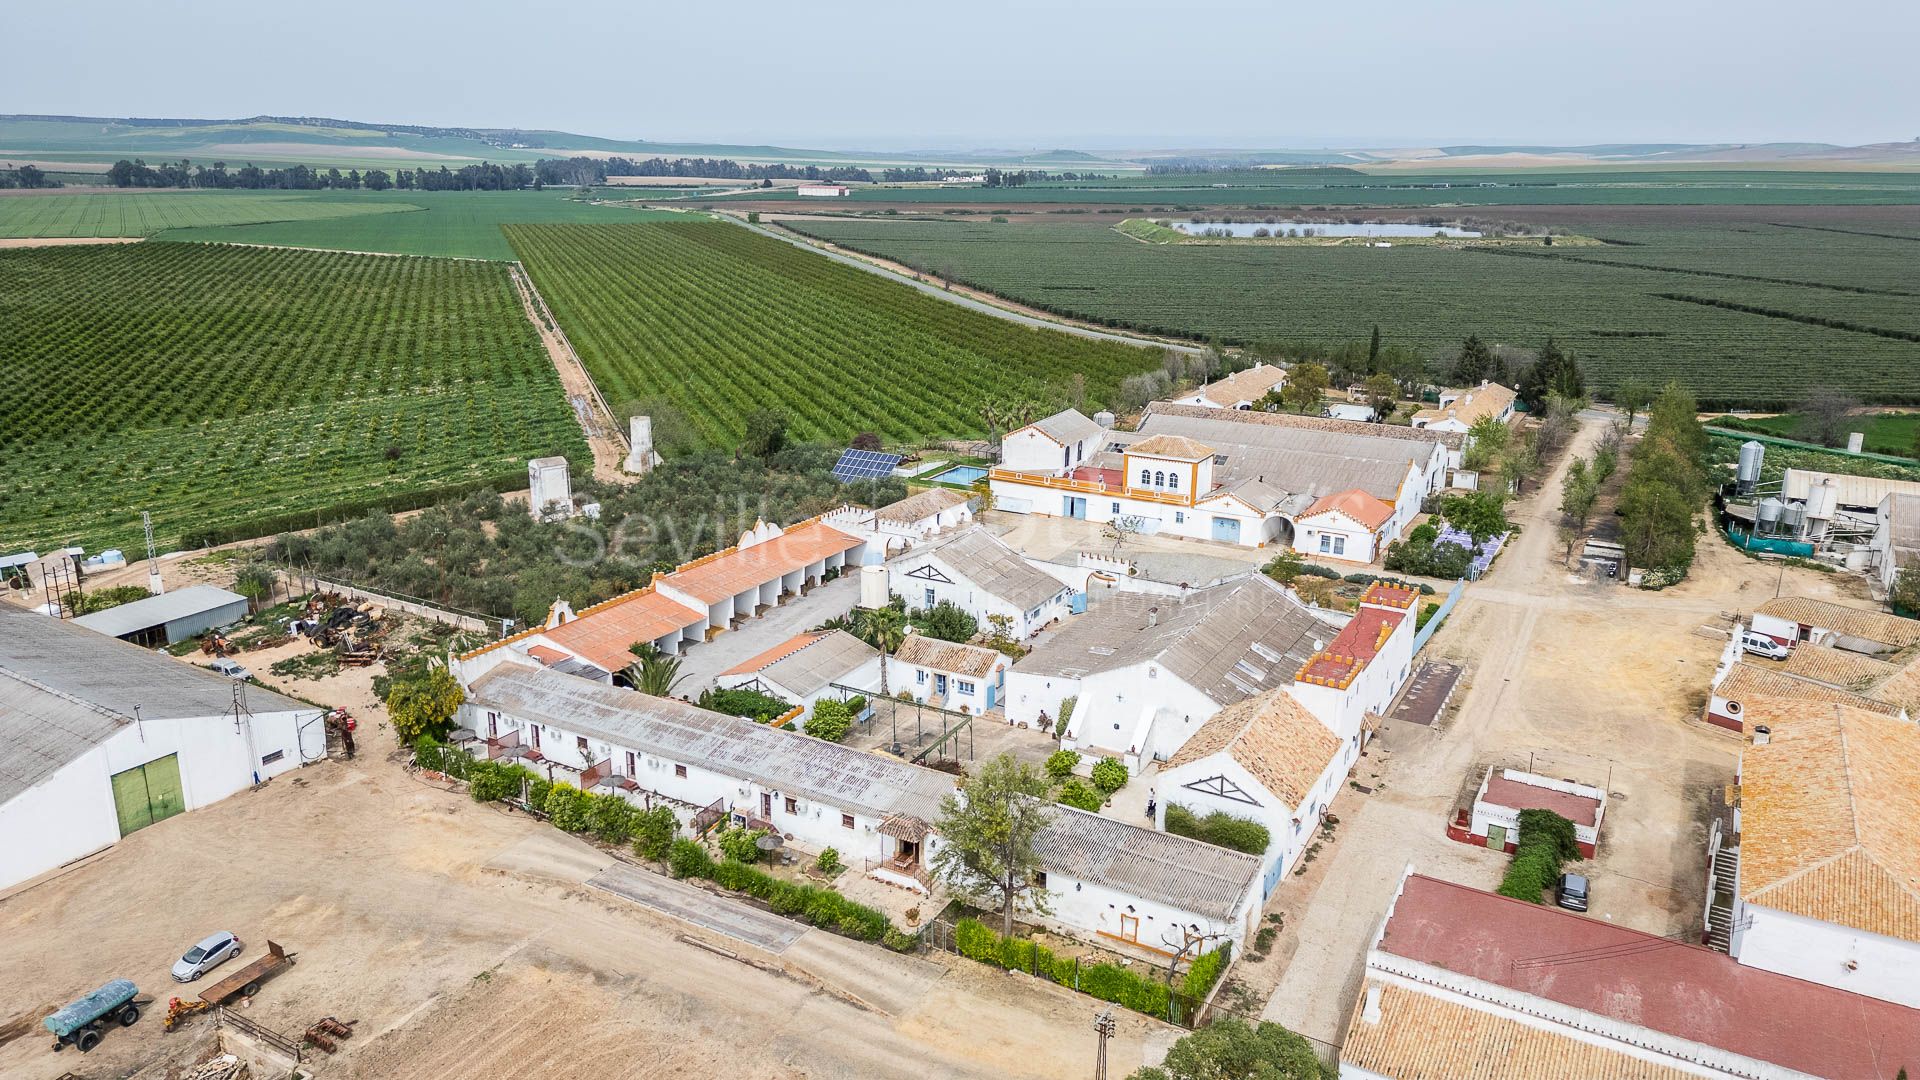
[
  {"x1": 1722, "y1": 524, "x2": 1816, "y2": 558},
  {"x1": 1411, "y1": 579, "x2": 1466, "y2": 654},
  {"x1": 215, "y1": 1006, "x2": 302, "y2": 1061},
  {"x1": 277, "y1": 568, "x2": 502, "y2": 636}
]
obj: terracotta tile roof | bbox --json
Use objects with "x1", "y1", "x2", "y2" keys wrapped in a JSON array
[
  {"x1": 876, "y1": 488, "x2": 971, "y2": 525},
  {"x1": 1376, "y1": 873, "x2": 1920, "y2": 1078},
  {"x1": 1342, "y1": 981, "x2": 1695, "y2": 1080},
  {"x1": 1737, "y1": 704, "x2": 1920, "y2": 944},
  {"x1": 1412, "y1": 381, "x2": 1517, "y2": 426},
  {"x1": 1480, "y1": 772, "x2": 1601, "y2": 827},
  {"x1": 1778, "y1": 643, "x2": 1901, "y2": 690},
  {"x1": 1714, "y1": 661, "x2": 1902, "y2": 716},
  {"x1": 720, "y1": 631, "x2": 832, "y2": 676},
  {"x1": 1871, "y1": 655, "x2": 1920, "y2": 715},
  {"x1": 893, "y1": 634, "x2": 1002, "y2": 679},
  {"x1": 1124, "y1": 433, "x2": 1216, "y2": 461},
  {"x1": 1195, "y1": 364, "x2": 1286, "y2": 407},
  {"x1": 1029, "y1": 409, "x2": 1103, "y2": 446},
  {"x1": 540, "y1": 588, "x2": 706, "y2": 673},
  {"x1": 1298, "y1": 488, "x2": 1394, "y2": 530},
  {"x1": 1756, "y1": 596, "x2": 1920, "y2": 649},
  {"x1": 1163, "y1": 689, "x2": 1338, "y2": 806},
  {"x1": 526, "y1": 644, "x2": 569, "y2": 665},
  {"x1": 1297, "y1": 607, "x2": 1404, "y2": 689},
  {"x1": 663, "y1": 521, "x2": 863, "y2": 605}
]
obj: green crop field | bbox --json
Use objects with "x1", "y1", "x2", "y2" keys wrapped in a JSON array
[
  {"x1": 788, "y1": 217, "x2": 1920, "y2": 408},
  {"x1": 156, "y1": 190, "x2": 682, "y2": 260},
  {"x1": 1710, "y1": 411, "x2": 1920, "y2": 457},
  {"x1": 0, "y1": 243, "x2": 584, "y2": 552},
  {"x1": 719, "y1": 168, "x2": 1920, "y2": 207},
  {"x1": 505, "y1": 221, "x2": 1158, "y2": 449},
  {"x1": 0, "y1": 190, "x2": 417, "y2": 238}
]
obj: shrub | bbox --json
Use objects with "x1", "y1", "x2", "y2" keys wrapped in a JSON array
[
  {"x1": 717, "y1": 825, "x2": 766, "y2": 864},
  {"x1": 544, "y1": 783, "x2": 593, "y2": 832},
  {"x1": 1416, "y1": 601, "x2": 1442, "y2": 630},
  {"x1": 1181, "y1": 944, "x2": 1231, "y2": 999},
  {"x1": 841, "y1": 695, "x2": 867, "y2": 716},
  {"x1": 1299, "y1": 563, "x2": 1343, "y2": 580},
  {"x1": 1045, "y1": 749, "x2": 1082, "y2": 780},
  {"x1": 1054, "y1": 696, "x2": 1077, "y2": 737},
  {"x1": 815, "y1": 847, "x2": 844, "y2": 875},
  {"x1": 1080, "y1": 961, "x2": 1171, "y2": 1017},
  {"x1": 907, "y1": 600, "x2": 979, "y2": 643},
  {"x1": 1163, "y1": 803, "x2": 1271, "y2": 855},
  {"x1": 1496, "y1": 808, "x2": 1578, "y2": 903},
  {"x1": 883, "y1": 928, "x2": 919, "y2": 953},
  {"x1": 1090, "y1": 757, "x2": 1129, "y2": 795},
  {"x1": 1056, "y1": 778, "x2": 1104, "y2": 811},
  {"x1": 697, "y1": 686, "x2": 792, "y2": 722},
  {"x1": 631, "y1": 806, "x2": 678, "y2": 860},
  {"x1": 668, "y1": 838, "x2": 712, "y2": 879},
  {"x1": 806, "y1": 698, "x2": 853, "y2": 742}
]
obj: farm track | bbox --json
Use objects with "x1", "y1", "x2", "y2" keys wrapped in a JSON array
[{"x1": 507, "y1": 261, "x2": 631, "y2": 482}]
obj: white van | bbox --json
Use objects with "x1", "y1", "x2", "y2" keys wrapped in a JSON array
[{"x1": 1740, "y1": 631, "x2": 1791, "y2": 661}]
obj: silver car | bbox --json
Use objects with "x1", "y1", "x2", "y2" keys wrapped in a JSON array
[{"x1": 171, "y1": 931, "x2": 242, "y2": 982}]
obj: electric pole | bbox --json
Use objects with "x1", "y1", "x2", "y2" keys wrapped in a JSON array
[
  {"x1": 1093, "y1": 1007, "x2": 1116, "y2": 1080},
  {"x1": 143, "y1": 510, "x2": 165, "y2": 595}
]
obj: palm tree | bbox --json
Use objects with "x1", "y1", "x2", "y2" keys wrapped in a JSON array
[
  {"x1": 624, "y1": 644, "x2": 687, "y2": 697},
  {"x1": 849, "y1": 605, "x2": 908, "y2": 697}
]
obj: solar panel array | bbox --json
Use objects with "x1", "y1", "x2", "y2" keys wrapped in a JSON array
[{"x1": 832, "y1": 448, "x2": 903, "y2": 483}]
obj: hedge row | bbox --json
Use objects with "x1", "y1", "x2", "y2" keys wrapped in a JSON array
[
  {"x1": 953, "y1": 917, "x2": 1229, "y2": 1022},
  {"x1": 667, "y1": 839, "x2": 915, "y2": 951},
  {"x1": 414, "y1": 737, "x2": 675, "y2": 855},
  {"x1": 1164, "y1": 803, "x2": 1270, "y2": 856},
  {"x1": 1496, "y1": 808, "x2": 1580, "y2": 903}
]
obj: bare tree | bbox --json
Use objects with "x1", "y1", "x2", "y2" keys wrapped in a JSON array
[{"x1": 1796, "y1": 386, "x2": 1859, "y2": 448}]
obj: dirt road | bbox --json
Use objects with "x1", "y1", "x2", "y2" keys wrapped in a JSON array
[
  {"x1": 1257, "y1": 413, "x2": 1867, "y2": 1048},
  {"x1": 507, "y1": 263, "x2": 630, "y2": 484},
  {"x1": 0, "y1": 748, "x2": 1176, "y2": 1079}
]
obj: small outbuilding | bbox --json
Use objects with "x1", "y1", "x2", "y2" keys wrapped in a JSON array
[
  {"x1": 1457, "y1": 767, "x2": 1606, "y2": 857},
  {"x1": 71, "y1": 584, "x2": 250, "y2": 647}
]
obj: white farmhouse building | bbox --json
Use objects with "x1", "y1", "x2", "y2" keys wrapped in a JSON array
[
  {"x1": 1171, "y1": 362, "x2": 1286, "y2": 411},
  {"x1": 888, "y1": 527, "x2": 1072, "y2": 640},
  {"x1": 1341, "y1": 869, "x2": 1920, "y2": 1079},
  {"x1": 1461, "y1": 767, "x2": 1607, "y2": 857},
  {"x1": 1409, "y1": 380, "x2": 1517, "y2": 434},
  {"x1": 1031, "y1": 802, "x2": 1263, "y2": 955},
  {"x1": 458, "y1": 659, "x2": 953, "y2": 892},
  {"x1": 1008, "y1": 575, "x2": 1340, "y2": 769},
  {"x1": 1157, "y1": 690, "x2": 1349, "y2": 900},
  {"x1": 1287, "y1": 581, "x2": 1420, "y2": 743},
  {"x1": 714, "y1": 630, "x2": 881, "y2": 719},
  {"x1": 989, "y1": 406, "x2": 1444, "y2": 553},
  {"x1": 0, "y1": 607, "x2": 328, "y2": 890},
  {"x1": 873, "y1": 488, "x2": 974, "y2": 547},
  {"x1": 1722, "y1": 702, "x2": 1920, "y2": 1009},
  {"x1": 892, "y1": 634, "x2": 1009, "y2": 715},
  {"x1": 1871, "y1": 492, "x2": 1919, "y2": 600}
]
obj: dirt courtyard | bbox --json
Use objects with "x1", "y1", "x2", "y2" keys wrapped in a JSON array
[{"x1": 0, "y1": 745, "x2": 1181, "y2": 1080}]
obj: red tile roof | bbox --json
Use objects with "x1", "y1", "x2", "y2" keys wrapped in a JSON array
[
  {"x1": 1299, "y1": 488, "x2": 1394, "y2": 530},
  {"x1": 541, "y1": 588, "x2": 705, "y2": 672},
  {"x1": 1377, "y1": 874, "x2": 1920, "y2": 1078},
  {"x1": 1297, "y1": 607, "x2": 1404, "y2": 689},
  {"x1": 1480, "y1": 773, "x2": 1601, "y2": 827},
  {"x1": 720, "y1": 631, "x2": 832, "y2": 677},
  {"x1": 526, "y1": 644, "x2": 569, "y2": 665},
  {"x1": 1069, "y1": 465, "x2": 1123, "y2": 487},
  {"x1": 1359, "y1": 580, "x2": 1420, "y2": 611},
  {"x1": 662, "y1": 521, "x2": 863, "y2": 605}
]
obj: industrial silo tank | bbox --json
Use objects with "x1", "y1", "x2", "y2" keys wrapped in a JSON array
[
  {"x1": 1735, "y1": 441, "x2": 1764, "y2": 493},
  {"x1": 1755, "y1": 497, "x2": 1784, "y2": 530}
]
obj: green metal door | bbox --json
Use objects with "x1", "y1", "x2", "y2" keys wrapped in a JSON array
[
  {"x1": 1485, "y1": 824, "x2": 1507, "y2": 851},
  {"x1": 110, "y1": 755, "x2": 186, "y2": 837}
]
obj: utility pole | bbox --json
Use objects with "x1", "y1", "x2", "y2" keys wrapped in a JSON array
[
  {"x1": 1093, "y1": 1007, "x2": 1116, "y2": 1080},
  {"x1": 143, "y1": 511, "x2": 165, "y2": 595}
]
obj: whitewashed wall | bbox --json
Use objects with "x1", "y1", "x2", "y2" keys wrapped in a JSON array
[{"x1": 1732, "y1": 901, "x2": 1920, "y2": 1009}]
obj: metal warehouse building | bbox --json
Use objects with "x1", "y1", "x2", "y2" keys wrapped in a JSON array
[
  {"x1": 0, "y1": 606, "x2": 328, "y2": 891},
  {"x1": 72, "y1": 584, "x2": 250, "y2": 647}
]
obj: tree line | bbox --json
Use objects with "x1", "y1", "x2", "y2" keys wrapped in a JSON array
[
  {"x1": 533, "y1": 155, "x2": 874, "y2": 186},
  {"x1": 0, "y1": 165, "x2": 59, "y2": 188},
  {"x1": 105, "y1": 158, "x2": 539, "y2": 191}
]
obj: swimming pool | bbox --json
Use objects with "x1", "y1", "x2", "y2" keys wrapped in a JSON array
[{"x1": 929, "y1": 465, "x2": 988, "y2": 486}]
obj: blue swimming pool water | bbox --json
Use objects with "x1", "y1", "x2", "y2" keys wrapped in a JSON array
[{"x1": 930, "y1": 465, "x2": 987, "y2": 486}]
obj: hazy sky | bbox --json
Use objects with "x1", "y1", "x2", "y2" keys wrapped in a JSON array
[{"x1": 8, "y1": 0, "x2": 1917, "y2": 150}]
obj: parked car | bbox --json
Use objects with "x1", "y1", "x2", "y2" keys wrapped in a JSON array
[
  {"x1": 172, "y1": 932, "x2": 243, "y2": 982},
  {"x1": 208, "y1": 658, "x2": 252, "y2": 680},
  {"x1": 1740, "y1": 631, "x2": 1791, "y2": 661},
  {"x1": 1556, "y1": 873, "x2": 1590, "y2": 913}
]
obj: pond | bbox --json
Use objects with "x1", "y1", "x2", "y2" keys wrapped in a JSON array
[{"x1": 1170, "y1": 221, "x2": 1482, "y2": 238}]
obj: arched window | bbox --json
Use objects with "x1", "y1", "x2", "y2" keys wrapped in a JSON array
[
  {"x1": 1139, "y1": 468, "x2": 1151, "y2": 486},
  {"x1": 1167, "y1": 472, "x2": 1179, "y2": 491},
  {"x1": 1154, "y1": 470, "x2": 1166, "y2": 487}
]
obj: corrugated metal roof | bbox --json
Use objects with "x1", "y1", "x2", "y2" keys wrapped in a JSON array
[
  {"x1": 1125, "y1": 414, "x2": 1424, "y2": 503},
  {"x1": 922, "y1": 529, "x2": 1066, "y2": 612},
  {"x1": 876, "y1": 488, "x2": 971, "y2": 525},
  {"x1": 756, "y1": 631, "x2": 879, "y2": 697},
  {"x1": 1014, "y1": 576, "x2": 1338, "y2": 707},
  {"x1": 71, "y1": 585, "x2": 247, "y2": 639},
  {"x1": 1783, "y1": 468, "x2": 1920, "y2": 510},
  {"x1": 1143, "y1": 401, "x2": 1464, "y2": 450},
  {"x1": 1034, "y1": 802, "x2": 1258, "y2": 922},
  {"x1": 1029, "y1": 409, "x2": 1103, "y2": 446},
  {"x1": 0, "y1": 605, "x2": 308, "y2": 720},
  {"x1": 466, "y1": 664, "x2": 953, "y2": 820},
  {"x1": 0, "y1": 671, "x2": 129, "y2": 804}
]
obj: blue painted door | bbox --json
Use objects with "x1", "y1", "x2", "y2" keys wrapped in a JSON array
[
  {"x1": 1211, "y1": 516, "x2": 1242, "y2": 543},
  {"x1": 1064, "y1": 496, "x2": 1087, "y2": 519},
  {"x1": 935, "y1": 673, "x2": 948, "y2": 696},
  {"x1": 987, "y1": 678, "x2": 999, "y2": 707},
  {"x1": 1070, "y1": 591, "x2": 1088, "y2": 614},
  {"x1": 1262, "y1": 853, "x2": 1286, "y2": 898}
]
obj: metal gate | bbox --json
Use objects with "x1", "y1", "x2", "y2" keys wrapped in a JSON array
[{"x1": 111, "y1": 754, "x2": 185, "y2": 836}]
